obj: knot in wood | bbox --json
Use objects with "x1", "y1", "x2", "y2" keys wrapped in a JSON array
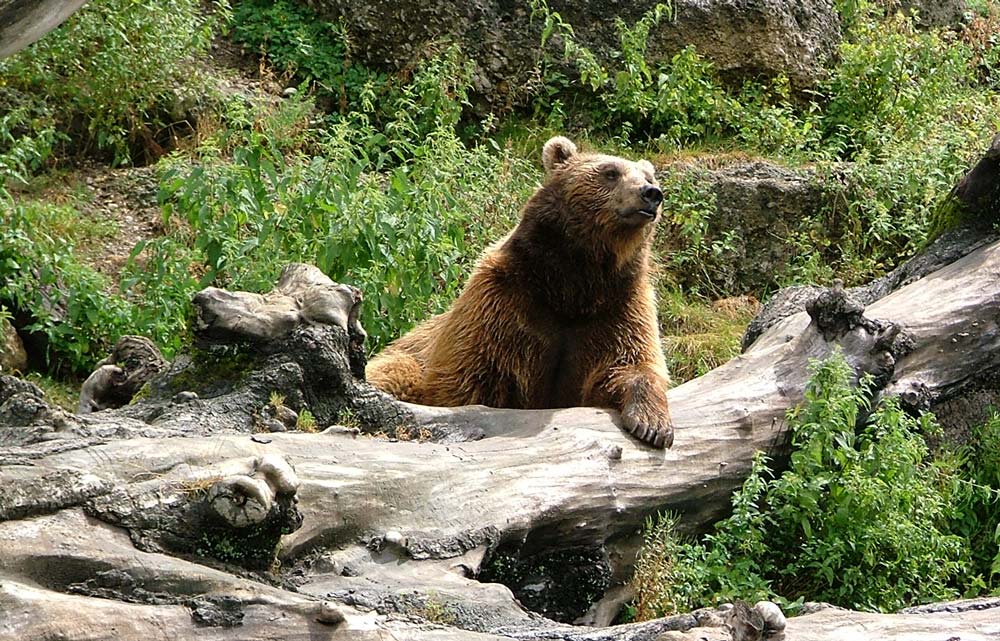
[{"x1": 806, "y1": 282, "x2": 867, "y2": 341}]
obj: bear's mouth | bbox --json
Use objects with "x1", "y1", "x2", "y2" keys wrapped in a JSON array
[
  {"x1": 618, "y1": 206, "x2": 659, "y2": 225},
  {"x1": 633, "y1": 206, "x2": 658, "y2": 221}
]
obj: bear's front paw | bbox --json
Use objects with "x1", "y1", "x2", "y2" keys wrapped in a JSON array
[{"x1": 621, "y1": 402, "x2": 674, "y2": 449}]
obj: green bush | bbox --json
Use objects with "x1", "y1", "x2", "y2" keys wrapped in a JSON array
[
  {"x1": 0, "y1": 106, "x2": 56, "y2": 186},
  {"x1": 0, "y1": 196, "x2": 197, "y2": 373},
  {"x1": 944, "y1": 413, "x2": 1000, "y2": 590},
  {"x1": 0, "y1": 45, "x2": 524, "y2": 372},
  {"x1": 159, "y1": 128, "x2": 533, "y2": 352},
  {"x1": 786, "y1": 121, "x2": 997, "y2": 286},
  {"x1": 821, "y1": 14, "x2": 975, "y2": 158},
  {"x1": 157, "y1": 53, "x2": 534, "y2": 352},
  {"x1": 631, "y1": 353, "x2": 988, "y2": 618},
  {"x1": 530, "y1": 0, "x2": 733, "y2": 146},
  {"x1": 231, "y1": 0, "x2": 474, "y2": 138},
  {"x1": 231, "y1": 0, "x2": 386, "y2": 112},
  {"x1": 0, "y1": 0, "x2": 227, "y2": 165},
  {"x1": 653, "y1": 166, "x2": 728, "y2": 296},
  {"x1": 1, "y1": 201, "x2": 128, "y2": 372}
]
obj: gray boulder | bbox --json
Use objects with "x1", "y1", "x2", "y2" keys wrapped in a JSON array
[
  {"x1": 898, "y1": 0, "x2": 968, "y2": 29},
  {"x1": 0, "y1": 316, "x2": 26, "y2": 374},
  {"x1": 656, "y1": 159, "x2": 828, "y2": 296},
  {"x1": 657, "y1": 0, "x2": 841, "y2": 87},
  {"x1": 299, "y1": 0, "x2": 841, "y2": 108}
]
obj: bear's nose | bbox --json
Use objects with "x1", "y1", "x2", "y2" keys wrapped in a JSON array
[{"x1": 641, "y1": 185, "x2": 663, "y2": 206}]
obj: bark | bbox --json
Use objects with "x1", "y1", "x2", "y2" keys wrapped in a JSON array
[{"x1": 0, "y1": 0, "x2": 90, "y2": 58}]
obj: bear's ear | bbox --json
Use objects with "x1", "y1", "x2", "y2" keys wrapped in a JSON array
[{"x1": 542, "y1": 136, "x2": 578, "y2": 173}]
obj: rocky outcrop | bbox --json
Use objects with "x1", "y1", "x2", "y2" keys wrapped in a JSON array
[
  {"x1": 656, "y1": 159, "x2": 828, "y2": 296},
  {"x1": 0, "y1": 316, "x2": 26, "y2": 373},
  {"x1": 898, "y1": 0, "x2": 968, "y2": 29},
  {"x1": 655, "y1": 0, "x2": 841, "y2": 87},
  {"x1": 299, "y1": 0, "x2": 840, "y2": 109}
]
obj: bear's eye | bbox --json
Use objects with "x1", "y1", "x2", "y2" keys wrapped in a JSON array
[{"x1": 602, "y1": 167, "x2": 621, "y2": 181}]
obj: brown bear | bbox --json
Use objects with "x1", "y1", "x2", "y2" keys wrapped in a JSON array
[{"x1": 366, "y1": 136, "x2": 673, "y2": 447}]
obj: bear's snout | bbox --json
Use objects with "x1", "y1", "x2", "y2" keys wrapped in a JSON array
[{"x1": 641, "y1": 185, "x2": 663, "y2": 207}]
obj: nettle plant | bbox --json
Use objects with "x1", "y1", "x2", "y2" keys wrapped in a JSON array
[
  {"x1": 630, "y1": 353, "x2": 993, "y2": 619},
  {"x1": 0, "y1": 0, "x2": 227, "y2": 165},
  {"x1": 157, "y1": 51, "x2": 536, "y2": 352}
]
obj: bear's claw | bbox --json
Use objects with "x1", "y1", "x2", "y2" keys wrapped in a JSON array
[{"x1": 622, "y1": 403, "x2": 674, "y2": 449}]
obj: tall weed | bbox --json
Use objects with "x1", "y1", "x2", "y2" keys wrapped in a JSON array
[
  {"x1": 0, "y1": 0, "x2": 228, "y2": 165},
  {"x1": 158, "y1": 54, "x2": 534, "y2": 352},
  {"x1": 631, "y1": 354, "x2": 981, "y2": 618},
  {"x1": 943, "y1": 414, "x2": 1000, "y2": 589},
  {"x1": 1, "y1": 202, "x2": 130, "y2": 372},
  {"x1": 821, "y1": 14, "x2": 975, "y2": 158},
  {"x1": 231, "y1": 0, "x2": 387, "y2": 113}
]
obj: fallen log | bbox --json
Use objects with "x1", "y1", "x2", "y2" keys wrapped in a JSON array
[
  {"x1": 4, "y1": 134, "x2": 1000, "y2": 638},
  {"x1": 1, "y1": 231, "x2": 999, "y2": 638}
]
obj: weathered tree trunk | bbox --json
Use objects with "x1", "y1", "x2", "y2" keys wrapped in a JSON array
[
  {"x1": 0, "y1": 0, "x2": 90, "y2": 58},
  {"x1": 1, "y1": 232, "x2": 999, "y2": 639},
  {"x1": 5, "y1": 135, "x2": 1000, "y2": 639}
]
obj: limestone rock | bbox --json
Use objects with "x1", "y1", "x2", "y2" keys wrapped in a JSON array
[
  {"x1": 0, "y1": 316, "x2": 26, "y2": 374},
  {"x1": 657, "y1": 0, "x2": 841, "y2": 89},
  {"x1": 299, "y1": 0, "x2": 841, "y2": 109},
  {"x1": 657, "y1": 159, "x2": 827, "y2": 296},
  {"x1": 898, "y1": 0, "x2": 968, "y2": 29}
]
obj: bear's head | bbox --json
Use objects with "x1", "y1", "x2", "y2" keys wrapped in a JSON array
[{"x1": 540, "y1": 136, "x2": 663, "y2": 235}]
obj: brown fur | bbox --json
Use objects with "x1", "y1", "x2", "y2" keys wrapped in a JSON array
[{"x1": 366, "y1": 136, "x2": 674, "y2": 447}]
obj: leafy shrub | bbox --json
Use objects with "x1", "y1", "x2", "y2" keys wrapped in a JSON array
[
  {"x1": 232, "y1": 0, "x2": 475, "y2": 139},
  {"x1": 0, "y1": 44, "x2": 521, "y2": 372},
  {"x1": 1, "y1": 188, "x2": 197, "y2": 373},
  {"x1": 821, "y1": 13, "x2": 975, "y2": 158},
  {"x1": 531, "y1": 1, "x2": 731, "y2": 146},
  {"x1": 157, "y1": 52, "x2": 534, "y2": 352},
  {"x1": 766, "y1": 372, "x2": 964, "y2": 609},
  {"x1": 962, "y1": 4, "x2": 1000, "y2": 89},
  {"x1": 1, "y1": 201, "x2": 129, "y2": 372},
  {"x1": 0, "y1": 106, "x2": 56, "y2": 186},
  {"x1": 529, "y1": 0, "x2": 825, "y2": 156},
  {"x1": 231, "y1": 0, "x2": 386, "y2": 113},
  {"x1": 0, "y1": 0, "x2": 227, "y2": 165},
  {"x1": 631, "y1": 353, "x2": 977, "y2": 618},
  {"x1": 653, "y1": 166, "x2": 728, "y2": 295},
  {"x1": 943, "y1": 413, "x2": 1000, "y2": 589},
  {"x1": 159, "y1": 127, "x2": 533, "y2": 352},
  {"x1": 786, "y1": 121, "x2": 996, "y2": 286}
]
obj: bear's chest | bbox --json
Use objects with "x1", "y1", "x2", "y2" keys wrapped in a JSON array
[
  {"x1": 500, "y1": 233, "x2": 644, "y2": 406},
  {"x1": 520, "y1": 302, "x2": 621, "y2": 408},
  {"x1": 537, "y1": 328, "x2": 591, "y2": 407},
  {"x1": 521, "y1": 252, "x2": 636, "y2": 322}
]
